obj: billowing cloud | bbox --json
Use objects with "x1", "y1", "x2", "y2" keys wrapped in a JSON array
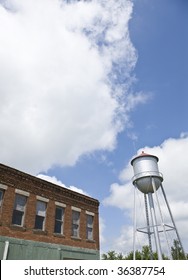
[
  {"x1": 103, "y1": 182, "x2": 133, "y2": 211},
  {"x1": 99, "y1": 217, "x2": 106, "y2": 247},
  {"x1": 103, "y1": 135, "x2": 188, "y2": 254},
  {"x1": 37, "y1": 174, "x2": 89, "y2": 196},
  {"x1": 0, "y1": 0, "x2": 146, "y2": 174}
]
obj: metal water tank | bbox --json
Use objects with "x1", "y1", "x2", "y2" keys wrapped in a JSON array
[{"x1": 131, "y1": 151, "x2": 163, "y2": 193}]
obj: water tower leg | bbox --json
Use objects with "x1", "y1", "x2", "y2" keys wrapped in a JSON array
[
  {"x1": 152, "y1": 179, "x2": 172, "y2": 259},
  {"x1": 144, "y1": 194, "x2": 153, "y2": 259},
  {"x1": 161, "y1": 184, "x2": 185, "y2": 257},
  {"x1": 133, "y1": 185, "x2": 137, "y2": 260},
  {"x1": 148, "y1": 192, "x2": 163, "y2": 260}
]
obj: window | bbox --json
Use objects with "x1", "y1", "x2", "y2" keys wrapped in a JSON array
[
  {"x1": 54, "y1": 206, "x2": 64, "y2": 234},
  {"x1": 86, "y1": 214, "x2": 94, "y2": 240},
  {"x1": 34, "y1": 200, "x2": 47, "y2": 230},
  {"x1": 72, "y1": 210, "x2": 80, "y2": 238},
  {"x1": 0, "y1": 189, "x2": 5, "y2": 207},
  {"x1": 12, "y1": 194, "x2": 27, "y2": 226},
  {"x1": 0, "y1": 184, "x2": 7, "y2": 207}
]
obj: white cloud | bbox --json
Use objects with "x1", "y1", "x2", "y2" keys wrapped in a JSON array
[
  {"x1": 37, "y1": 174, "x2": 66, "y2": 187},
  {"x1": 112, "y1": 225, "x2": 147, "y2": 255},
  {"x1": 37, "y1": 174, "x2": 89, "y2": 196},
  {"x1": 99, "y1": 216, "x2": 106, "y2": 246},
  {"x1": 0, "y1": 0, "x2": 146, "y2": 174},
  {"x1": 69, "y1": 185, "x2": 89, "y2": 196},
  {"x1": 180, "y1": 131, "x2": 188, "y2": 138},
  {"x1": 125, "y1": 91, "x2": 153, "y2": 113},
  {"x1": 103, "y1": 182, "x2": 133, "y2": 210},
  {"x1": 103, "y1": 135, "x2": 188, "y2": 254}
]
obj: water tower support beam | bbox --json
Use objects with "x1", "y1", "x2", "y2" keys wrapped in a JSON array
[
  {"x1": 161, "y1": 184, "x2": 185, "y2": 257},
  {"x1": 152, "y1": 179, "x2": 172, "y2": 259},
  {"x1": 148, "y1": 192, "x2": 163, "y2": 260},
  {"x1": 144, "y1": 193, "x2": 153, "y2": 260},
  {"x1": 133, "y1": 185, "x2": 137, "y2": 260}
]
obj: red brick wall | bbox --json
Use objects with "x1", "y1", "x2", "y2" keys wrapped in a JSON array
[{"x1": 0, "y1": 164, "x2": 100, "y2": 251}]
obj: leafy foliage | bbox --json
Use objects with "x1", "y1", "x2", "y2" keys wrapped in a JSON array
[
  {"x1": 101, "y1": 240, "x2": 187, "y2": 260},
  {"x1": 171, "y1": 240, "x2": 187, "y2": 260}
]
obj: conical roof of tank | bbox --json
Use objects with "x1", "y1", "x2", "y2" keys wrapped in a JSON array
[{"x1": 131, "y1": 151, "x2": 159, "y2": 166}]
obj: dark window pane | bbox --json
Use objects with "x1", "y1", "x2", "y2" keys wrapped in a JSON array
[
  {"x1": 54, "y1": 207, "x2": 64, "y2": 234},
  {"x1": 55, "y1": 207, "x2": 63, "y2": 220},
  {"x1": 35, "y1": 215, "x2": 44, "y2": 230},
  {"x1": 12, "y1": 194, "x2": 27, "y2": 226},
  {"x1": 54, "y1": 221, "x2": 62, "y2": 233},
  {"x1": 12, "y1": 210, "x2": 23, "y2": 225},
  {"x1": 0, "y1": 190, "x2": 4, "y2": 207}
]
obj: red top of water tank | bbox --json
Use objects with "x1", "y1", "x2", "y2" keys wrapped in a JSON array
[{"x1": 131, "y1": 151, "x2": 159, "y2": 165}]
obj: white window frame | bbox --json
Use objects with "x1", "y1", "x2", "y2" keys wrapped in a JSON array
[
  {"x1": 12, "y1": 193, "x2": 27, "y2": 227},
  {"x1": 72, "y1": 210, "x2": 80, "y2": 238},
  {"x1": 86, "y1": 212, "x2": 94, "y2": 240},
  {"x1": 0, "y1": 189, "x2": 5, "y2": 207},
  {"x1": 54, "y1": 205, "x2": 65, "y2": 234},
  {"x1": 34, "y1": 200, "x2": 47, "y2": 230},
  {"x1": 0, "y1": 184, "x2": 7, "y2": 208}
]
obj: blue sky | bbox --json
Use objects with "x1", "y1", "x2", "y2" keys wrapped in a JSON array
[{"x1": 0, "y1": 0, "x2": 188, "y2": 256}]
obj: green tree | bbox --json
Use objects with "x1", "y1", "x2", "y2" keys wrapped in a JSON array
[
  {"x1": 125, "y1": 250, "x2": 142, "y2": 260},
  {"x1": 171, "y1": 240, "x2": 187, "y2": 260},
  {"x1": 102, "y1": 251, "x2": 119, "y2": 260},
  {"x1": 125, "y1": 246, "x2": 159, "y2": 260},
  {"x1": 102, "y1": 246, "x2": 169, "y2": 260},
  {"x1": 102, "y1": 250, "x2": 128, "y2": 260},
  {"x1": 102, "y1": 241, "x2": 187, "y2": 260}
]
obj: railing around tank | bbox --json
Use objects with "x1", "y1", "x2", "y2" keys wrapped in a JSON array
[{"x1": 132, "y1": 171, "x2": 163, "y2": 183}]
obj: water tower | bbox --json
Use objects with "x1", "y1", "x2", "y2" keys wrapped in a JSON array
[{"x1": 131, "y1": 151, "x2": 184, "y2": 260}]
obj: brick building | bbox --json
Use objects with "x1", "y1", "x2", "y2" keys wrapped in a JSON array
[{"x1": 0, "y1": 163, "x2": 100, "y2": 260}]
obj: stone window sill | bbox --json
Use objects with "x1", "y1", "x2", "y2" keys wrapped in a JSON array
[
  {"x1": 33, "y1": 229, "x2": 47, "y2": 235},
  {"x1": 71, "y1": 236, "x2": 81, "y2": 241},
  {"x1": 86, "y1": 239, "x2": 96, "y2": 243},
  {"x1": 10, "y1": 225, "x2": 26, "y2": 231},
  {"x1": 53, "y1": 233, "x2": 65, "y2": 238}
]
